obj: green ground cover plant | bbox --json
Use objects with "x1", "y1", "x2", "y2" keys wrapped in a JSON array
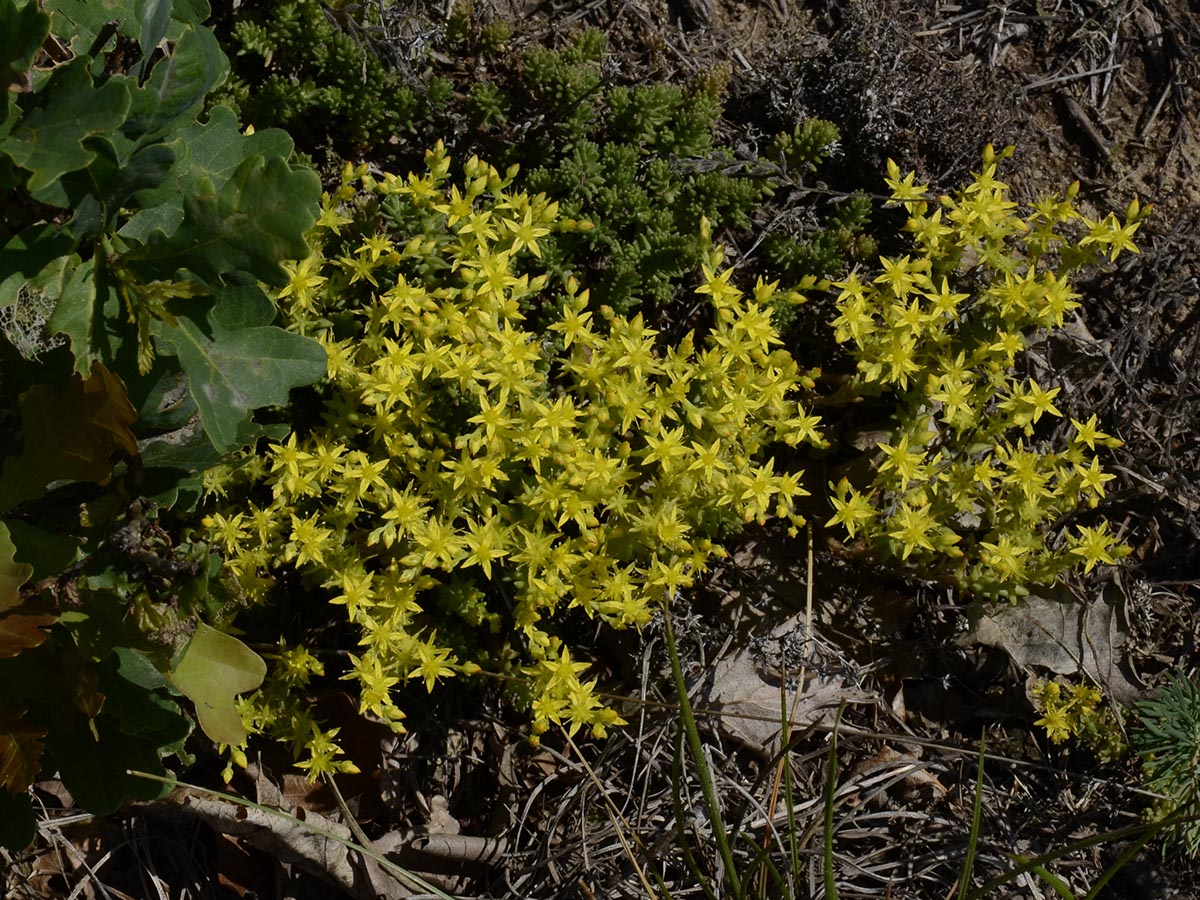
[
  {"x1": 216, "y1": 0, "x2": 422, "y2": 150},
  {"x1": 4, "y1": 3, "x2": 1192, "y2": 891},
  {"x1": 825, "y1": 146, "x2": 1144, "y2": 598},
  {"x1": 0, "y1": 0, "x2": 324, "y2": 849},
  {"x1": 1133, "y1": 670, "x2": 1200, "y2": 856},
  {"x1": 213, "y1": 5, "x2": 871, "y2": 320},
  {"x1": 197, "y1": 145, "x2": 827, "y2": 773},
  {"x1": 1031, "y1": 678, "x2": 1127, "y2": 761}
]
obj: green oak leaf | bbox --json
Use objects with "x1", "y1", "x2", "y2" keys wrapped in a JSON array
[
  {"x1": 0, "y1": 93, "x2": 12, "y2": 138},
  {"x1": 1, "y1": 520, "x2": 78, "y2": 581},
  {"x1": 46, "y1": 714, "x2": 169, "y2": 815},
  {"x1": 46, "y1": 256, "x2": 136, "y2": 377},
  {"x1": 0, "y1": 225, "x2": 74, "y2": 309},
  {"x1": 172, "y1": 0, "x2": 210, "y2": 23},
  {"x1": 44, "y1": 0, "x2": 176, "y2": 58},
  {"x1": 130, "y1": 152, "x2": 318, "y2": 285},
  {"x1": 113, "y1": 646, "x2": 168, "y2": 691},
  {"x1": 124, "y1": 24, "x2": 229, "y2": 144},
  {"x1": 0, "y1": 0, "x2": 49, "y2": 90},
  {"x1": 168, "y1": 622, "x2": 265, "y2": 746},
  {"x1": 0, "y1": 362, "x2": 139, "y2": 511},
  {"x1": 120, "y1": 105, "x2": 297, "y2": 244},
  {"x1": 101, "y1": 651, "x2": 189, "y2": 745},
  {"x1": 38, "y1": 138, "x2": 176, "y2": 241},
  {"x1": 0, "y1": 58, "x2": 130, "y2": 192},
  {"x1": 130, "y1": 0, "x2": 172, "y2": 74},
  {"x1": 152, "y1": 284, "x2": 325, "y2": 451}
]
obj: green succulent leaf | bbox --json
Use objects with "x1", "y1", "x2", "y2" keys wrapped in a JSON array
[
  {"x1": 152, "y1": 284, "x2": 325, "y2": 451},
  {"x1": 0, "y1": 58, "x2": 130, "y2": 192},
  {"x1": 0, "y1": 362, "x2": 139, "y2": 511},
  {"x1": 168, "y1": 622, "x2": 265, "y2": 746}
]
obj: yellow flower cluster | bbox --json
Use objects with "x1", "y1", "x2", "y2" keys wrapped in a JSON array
[
  {"x1": 1032, "y1": 678, "x2": 1126, "y2": 761},
  {"x1": 826, "y1": 146, "x2": 1144, "y2": 597},
  {"x1": 203, "y1": 144, "x2": 825, "y2": 772}
]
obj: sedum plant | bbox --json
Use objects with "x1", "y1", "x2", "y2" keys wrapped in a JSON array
[
  {"x1": 1031, "y1": 678, "x2": 1126, "y2": 762},
  {"x1": 216, "y1": 0, "x2": 420, "y2": 150},
  {"x1": 201, "y1": 145, "x2": 827, "y2": 774},
  {"x1": 215, "y1": 11, "x2": 863, "y2": 321},
  {"x1": 825, "y1": 146, "x2": 1144, "y2": 598}
]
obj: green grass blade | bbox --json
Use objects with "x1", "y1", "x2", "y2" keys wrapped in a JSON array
[
  {"x1": 665, "y1": 607, "x2": 743, "y2": 899},
  {"x1": 672, "y1": 725, "x2": 721, "y2": 900},
  {"x1": 1030, "y1": 863, "x2": 1077, "y2": 900},
  {"x1": 823, "y1": 706, "x2": 842, "y2": 900},
  {"x1": 1082, "y1": 826, "x2": 1157, "y2": 900},
  {"x1": 956, "y1": 734, "x2": 987, "y2": 900},
  {"x1": 784, "y1": 741, "x2": 800, "y2": 900},
  {"x1": 963, "y1": 817, "x2": 1187, "y2": 900}
]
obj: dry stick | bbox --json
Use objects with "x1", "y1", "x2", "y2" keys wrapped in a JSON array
[
  {"x1": 561, "y1": 731, "x2": 663, "y2": 900},
  {"x1": 1023, "y1": 62, "x2": 1124, "y2": 92},
  {"x1": 1140, "y1": 77, "x2": 1175, "y2": 139},
  {"x1": 127, "y1": 771, "x2": 457, "y2": 900}
]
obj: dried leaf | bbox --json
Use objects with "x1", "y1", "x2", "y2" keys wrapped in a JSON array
[
  {"x1": 180, "y1": 791, "x2": 362, "y2": 893},
  {"x1": 0, "y1": 702, "x2": 46, "y2": 794},
  {"x1": 0, "y1": 521, "x2": 54, "y2": 658},
  {"x1": 961, "y1": 584, "x2": 1141, "y2": 703},
  {"x1": 175, "y1": 790, "x2": 424, "y2": 899},
  {"x1": 0, "y1": 362, "x2": 138, "y2": 511},
  {"x1": 852, "y1": 746, "x2": 947, "y2": 800},
  {"x1": 706, "y1": 645, "x2": 870, "y2": 756}
]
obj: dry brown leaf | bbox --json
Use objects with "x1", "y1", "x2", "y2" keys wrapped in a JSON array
[
  {"x1": 706, "y1": 647, "x2": 871, "y2": 756},
  {"x1": 851, "y1": 746, "x2": 947, "y2": 800},
  {"x1": 960, "y1": 583, "x2": 1142, "y2": 703}
]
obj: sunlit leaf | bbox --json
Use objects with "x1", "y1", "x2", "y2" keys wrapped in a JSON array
[
  {"x1": 120, "y1": 105, "x2": 296, "y2": 243},
  {"x1": 168, "y1": 622, "x2": 265, "y2": 745},
  {"x1": 131, "y1": 151, "x2": 319, "y2": 285},
  {"x1": 153, "y1": 285, "x2": 325, "y2": 451},
  {"x1": 0, "y1": 58, "x2": 130, "y2": 192},
  {"x1": 124, "y1": 24, "x2": 228, "y2": 142}
]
